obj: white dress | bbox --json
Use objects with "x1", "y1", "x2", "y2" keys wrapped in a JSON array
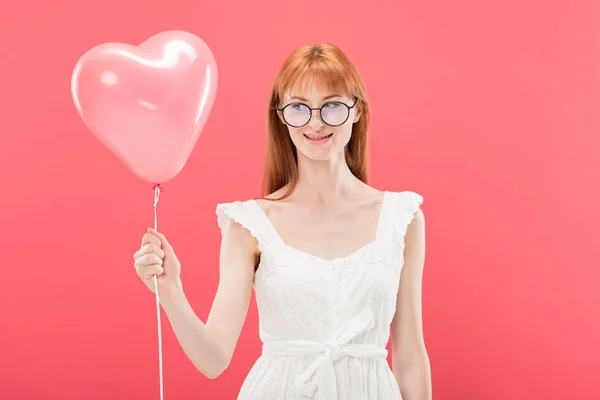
[{"x1": 216, "y1": 190, "x2": 424, "y2": 400}]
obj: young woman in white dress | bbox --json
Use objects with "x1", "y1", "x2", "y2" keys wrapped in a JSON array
[{"x1": 133, "y1": 43, "x2": 432, "y2": 400}]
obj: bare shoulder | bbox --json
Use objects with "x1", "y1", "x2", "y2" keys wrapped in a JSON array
[
  {"x1": 408, "y1": 207, "x2": 426, "y2": 229},
  {"x1": 401, "y1": 189, "x2": 425, "y2": 239},
  {"x1": 221, "y1": 215, "x2": 257, "y2": 243}
]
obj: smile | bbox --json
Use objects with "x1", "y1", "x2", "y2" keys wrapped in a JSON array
[{"x1": 303, "y1": 133, "x2": 333, "y2": 141}]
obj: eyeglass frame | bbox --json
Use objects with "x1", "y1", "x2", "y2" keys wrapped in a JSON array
[{"x1": 277, "y1": 97, "x2": 359, "y2": 128}]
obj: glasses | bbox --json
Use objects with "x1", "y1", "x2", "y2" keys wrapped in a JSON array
[{"x1": 278, "y1": 97, "x2": 358, "y2": 128}]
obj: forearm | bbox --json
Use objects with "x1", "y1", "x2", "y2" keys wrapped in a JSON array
[
  {"x1": 160, "y1": 287, "x2": 228, "y2": 379},
  {"x1": 394, "y1": 356, "x2": 432, "y2": 400}
]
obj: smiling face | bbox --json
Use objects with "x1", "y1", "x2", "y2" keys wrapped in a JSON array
[
  {"x1": 263, "y1": 44, "x2": 372, "y2": 198},
  {"x1": 278, "y1": 85, "x2": 361, "y2": 161}
]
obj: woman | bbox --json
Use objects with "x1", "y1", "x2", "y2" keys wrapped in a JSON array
[{"x1": 133, "y1": 43, "x2": 432, "y2": 400}]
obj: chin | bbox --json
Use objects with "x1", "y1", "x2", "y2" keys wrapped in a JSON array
[
  {"x1": 296, "y1": 145, "x2": 341, "y2": 161},
  {"x1": 301, "y1": 151, "x2": 335, "y2": 161}
]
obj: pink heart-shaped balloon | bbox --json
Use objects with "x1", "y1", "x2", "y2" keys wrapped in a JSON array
[{"x1": 71, "y1": 30, "x2": 218, "y2": 184}]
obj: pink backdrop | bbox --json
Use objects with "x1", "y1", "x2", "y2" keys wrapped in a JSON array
[{"x1": 1, "y1": 0, "x2": 598, "y2": 399}]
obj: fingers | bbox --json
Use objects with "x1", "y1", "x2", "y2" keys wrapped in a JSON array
[
  {"x1": 148, "y1": 228, "x2": 173, "y2": 252},
  {"x1": 134, "y1": 263, "x2": 164, "y2": 280},
  {"x1": 135, "y1": 229, "x2": 175, "y2": 283},
  {"x1": 144, "y1": 228, "x2": 174, "y2": 256},
  {"x1": 141, "y1": 232, "x2": 161, "y2": 247},
  {"x1": 135, "y1": 252, "x2": 163, "y2": 266},
  {"x1": 134, "y1": 243, "x2": 165, "y2": 260},
  {"x1": 134, "y1": 241, "x2": 164, "y2": 281}
]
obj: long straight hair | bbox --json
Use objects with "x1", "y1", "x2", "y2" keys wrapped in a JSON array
[{"x1": 261, "y1": 44, "x2": 371, "y2": 201}]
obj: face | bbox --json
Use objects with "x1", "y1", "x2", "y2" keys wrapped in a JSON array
[{"x1": 278, "y1": 86, "x2": 361, "y2": 161}]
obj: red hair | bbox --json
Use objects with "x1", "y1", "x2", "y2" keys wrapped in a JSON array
[{"x1": 261, "y1": 44, "x2": 371, "y2": 200}]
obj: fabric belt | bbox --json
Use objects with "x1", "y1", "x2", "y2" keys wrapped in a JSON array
[{"x1": 261, "y1": 310, "x2": 388, "y2": 399}]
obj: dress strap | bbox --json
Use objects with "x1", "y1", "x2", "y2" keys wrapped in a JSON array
[
  {"x1": 375, "y1": 191, "x2": 396, "y2": 240},
  {"x1": 247, "y1": 199, "x2": 285, "y2": 246}
]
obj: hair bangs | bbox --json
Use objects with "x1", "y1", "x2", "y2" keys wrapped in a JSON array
[{"x1": 276, "y1": 57, "x2": 356, "y2": 102}]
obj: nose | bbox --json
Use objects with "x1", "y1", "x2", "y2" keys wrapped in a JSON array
[{"x1": 308, "y1": 109, "x2": 324, "y2": 129}]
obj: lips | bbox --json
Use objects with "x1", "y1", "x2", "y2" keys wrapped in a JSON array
[{"x1": 303, "y1": 133, "x2": 333, "y2": 140}]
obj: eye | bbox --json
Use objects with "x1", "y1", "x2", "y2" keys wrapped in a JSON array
[
  {"x1": 290, "y1": 103, "x2": 305, "y2": 111},
  {"x1": 324, "y1": 102, "x2": 343, "y2": 109}
]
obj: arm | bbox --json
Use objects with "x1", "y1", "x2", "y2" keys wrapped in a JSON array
[
  {"x1": 160, "y1": 217, "x2": 258, "y2": 379},
  {"x1": 390, "y1": 208, "x2": 433, "y2": 399}
]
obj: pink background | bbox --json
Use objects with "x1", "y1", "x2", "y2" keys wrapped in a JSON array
[{"x1": 1, "y1": 0, "x2": 599, "y2": 399}]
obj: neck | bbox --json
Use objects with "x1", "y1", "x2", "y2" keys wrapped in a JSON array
[{"x1": 293, "y1": 151, "x2": 363, "y2": 205}]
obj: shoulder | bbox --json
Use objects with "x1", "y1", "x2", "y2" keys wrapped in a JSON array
[
  {"x1": 407, "y1": 206, "x2": 425, "y2": 235},
  {"x1": 391, "y1": 190, "x2": 423, "y2": 206},
  {"x1": 383, "y1": 189, "x2": 425, "y2": 239},
  {"x1": 216, "y1": 198, "x2": 255, "y2": 212},
  {"x1": 393, "y1": 191, "x2": 425, "y2": 245},
  {"x1": 215, "y1": 198, "x2": 260, "y2": 239},
  {"x1": 385, "y1": 190, "x2": 424, "y2": 214}
]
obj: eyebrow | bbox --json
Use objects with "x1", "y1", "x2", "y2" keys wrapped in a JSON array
[{"x1": 288, "y1": 94, "x2": 344, "y2": 102}]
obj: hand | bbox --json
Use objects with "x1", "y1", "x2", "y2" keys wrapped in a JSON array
[{"x1": 133, "y1": 228, "x2": 182, "y2": 297}]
